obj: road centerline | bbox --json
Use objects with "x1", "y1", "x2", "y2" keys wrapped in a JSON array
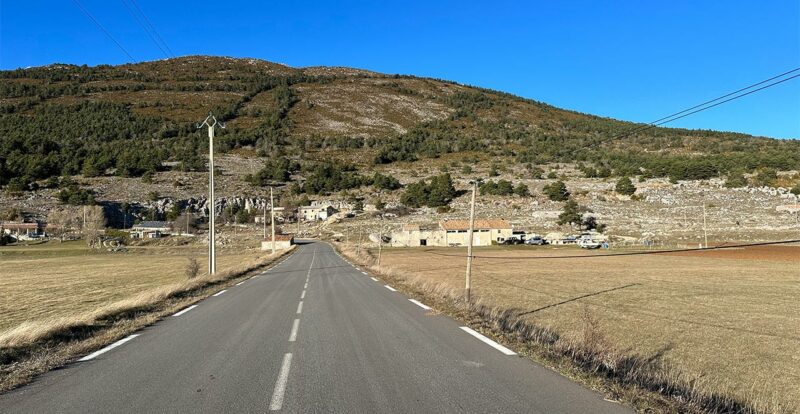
[
  {"x1": 296, "y1": 301, "x2": 304, "y2": 314},
  {"x1": 289, "y1": 319, "x2": 300, "y2": 342},
  {"x1": 269, "y1": 353, "x2": 293, "y2": 411}
]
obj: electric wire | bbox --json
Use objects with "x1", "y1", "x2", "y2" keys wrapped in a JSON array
[
  {"x1": 72, "y1": 0, "x2": 135, "y2": 61},
  {"x1": 612, "y1": 68, "x2": 800, "y2": 139},
  {"x1": 120, "y1": 0, "x2": 170, "y2": 58},
  {"x1": 128, "y1": 0, "x2": 175, "y2": 57}
]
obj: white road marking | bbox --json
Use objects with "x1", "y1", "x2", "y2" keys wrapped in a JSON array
[
  {"x1": 303, "y1": 282, "x2": 308, "y2": 289},
  {"x1": 236, "y1": 281, "x2": 245, "y2": 286},
  {"x1": 172, "y1": 305, "x2": 198, "y2": 317},
  {"x1": 289, "y1": 319, "x2": 300, "y2": 342},
  {"x1": 371, "y1": 277, "x2": 378, "y2": 281},
  {"x1": 78, "y1": 334, "x2": 140, "y2": 361},
  {"x1": 409, "y1": 299, "x2": 432, "y2": 310},
  {"x1": 361, "y1": 271, "x2": 368, "y2": 275},
  {"x1": 300, "y1": 290, "x2": 306, "y2": 299},
  {"x1": 384, "y1": 285, "x2": 397, "y2": 292},
  {"x1": 460, "y1": 327, "x2": 517, "y2": 355},
  {"x1": 296, "y1": 301, "x2": 304, "y2": 314},
  {"x1": 212, "y1": 289, "x2": 227, "y2": 297},
  {"x1": 269, "y1": 353, "x2": 293, "y2": 410}
]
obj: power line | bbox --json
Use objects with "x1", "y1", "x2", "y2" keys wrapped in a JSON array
[
  {"x1": 612, "y1": 68, "x2": 800, "y2": 140},
  {"x1": 128, "y1": 0, "x2": 175, "y2": 57},
  {"x1": 120, "y1": 0, "x2": 170, "y2": 58},
  {"x1": 422, "y1": 239, "x2": 800, "y2": 261},
  {"x1": 71, "y1": 0, "x2": 135, "y2": 61}
]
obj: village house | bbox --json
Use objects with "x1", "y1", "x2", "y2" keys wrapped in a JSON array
[
  {"x1": 130, "y1": 221, "x2": 172, "y2": 239},
  {"x1": 254, "y1": 207, "x2": 286, "y2": 223},
  {"x1": 299, "y1": 205, "x2": 336, "y2": 221},
  {"x1": 261, "y1": 234, "x2": 295, "y2": 250},
  {"x1": 390, "y1": 219, "x2": 514, "y2": 247},
  {"x1": 0, "y1": 221, "x2": 47, "y2": 240}
]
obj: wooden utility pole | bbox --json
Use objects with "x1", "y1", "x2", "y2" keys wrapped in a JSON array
[
  {"x1": 263, "y1": 199, "x2": 267, "y2": 239},
  {"x1": 465, "y1": 181, "x2": 477, "y2": 301},
  {"x1": 270, "y1": 187, "x2": 276, "y2": 254}
]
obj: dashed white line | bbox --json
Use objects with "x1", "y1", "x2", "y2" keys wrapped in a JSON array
[
  {"x1": 78, "y1": 334, "x2": 140, "y2": 361},
  {"x1": 288, "y1": 319, "x2": 300, "y2": 342},
  {"x1": 460, "y1": 327, "x2": 517, "y2": 355},
  {"x1": 172, "y1": 304, "x2": 198, "y2": 317},
  {"x1": 303, "y1": 282, "x2": 308, "y2": 289},
  {"x1": 371, "y1": 277, "x2": 378, "y2": 281},
  {"x1": 269, "y1": 353, "x2": 293, "y2": 410},
  {"x1": 409, "y1": 299, "x2": 432, "y2": 310},
  {"x1": 384, "y1": 285, "x2": 397, "y2": 292},
  {"x1": 235, "y1": 281, "x2": 245, "y2": 286},
  {"x1": 212, "y1": 289, "x2": 227, "y2": 297},
  {"x1": 296, "y1": 301, "x2": 304, "y2": 314},
  {"x1": 300, "y1": 290, "x2": 306, "y2": 299},
  {"x1": 361, "y1": 271, "x2": 368, "y2": 275}
]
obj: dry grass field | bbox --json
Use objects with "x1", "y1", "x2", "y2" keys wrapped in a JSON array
[
  {"x1": 0, "y1": 239, "x2": 263, "y2": 333},
  {"x1": 374, "y1": 244, "x2": 800, "y2": 410}
]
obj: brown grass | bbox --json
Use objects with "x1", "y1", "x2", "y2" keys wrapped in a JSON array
[
  {"x1": 0, "y1": 242, "x2": 296, "y2": 392},
  {"x1": 334, "y1": 243, "x2": 799, "y2": 414}
]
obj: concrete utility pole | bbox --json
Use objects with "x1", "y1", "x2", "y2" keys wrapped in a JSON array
[
  {"x1": 263, "y1": 199, "x2": 267, "y2": 239},
  {"x1": 199, "y1": 113, "x2": 224, "y2": 275},
  {"x1": 270, "y1": 187, "x2": 276, "y2": 254},
  {"x1": 465, "y1": 181, "x2": 477, "y2": 302}
]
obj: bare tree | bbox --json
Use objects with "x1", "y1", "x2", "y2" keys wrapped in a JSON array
[
  {"x1": 48, "y1": 208, "x2": 81, "y2": 241},
  {"x1": 84, "y1": 206, "x2": 106, "y2": 247},
  {"x1": 174, "y1": 212, "x2": 197, "y2": 235}
]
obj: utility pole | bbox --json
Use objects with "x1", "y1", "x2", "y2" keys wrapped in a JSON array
[
  {"x1": 262, "y1": 199, "x2": 267, "y2": 239},
  {"x1": 702, "y1": 202, "x2": 708, "y2": 248},
  {"x1": 199, "y1": 113, "x2": 224, "y2": 275},
  {"x1": 465, "y1": 181, "x2": 477, "y2": 302},
  {"x1": 357, "y1": 223, "x2": 363, "y2": 255},
  {"x1": 186, "y1": 205, "x2": 190, "y2": 235},
  {"x1": 270, "y1": 187, "x2": 276, "y2": 254}
]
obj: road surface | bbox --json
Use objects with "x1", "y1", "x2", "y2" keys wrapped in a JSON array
[{"x1": 0, "y1": 241, "x2": 631, "y2": 413}]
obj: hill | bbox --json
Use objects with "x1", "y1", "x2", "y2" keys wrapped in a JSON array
[{"x1": 2, "y1": 55, "x2": 799, "y2": 188}]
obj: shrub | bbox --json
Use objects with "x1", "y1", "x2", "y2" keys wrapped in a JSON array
[
  {"x1": 185, "y1": 257, "x2": 199, "y2": 279},
  {"x1": 724, "y1": 173, "x2": 748, "y2": 188},
  {"x1": 615, "y1": 177, "x2": 636, "y2": 195},
  {"x1": 557, "y1": 198, "x2": 583, "y2": 226}
]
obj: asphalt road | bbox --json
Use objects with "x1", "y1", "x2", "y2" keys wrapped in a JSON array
[{"x1": 0, "y1": 241, "x2": 632, "y2": 413}]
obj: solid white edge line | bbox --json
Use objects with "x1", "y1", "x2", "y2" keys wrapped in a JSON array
[
  {"x1": 296, "y1": 301, "x2": 304, "y2": 314},
  {"x1": 384, "y1": 285, "x2": 397, "y2": 292},
  {"x1": 370, "y1": 277, "x2": 378, "y2": 281},
  {"x1": 78, "y1": 334, "x2": 140, "y2": 361},
  {"x1": 288, "y1": 319, "x2": 300, "y2": 342},
  {"x1": 300, "y1": 290, "x2": 306, "y2": 299},
  {"x1": 269, "y1": 353, "x2": 293, "y2": 410},
  {"x1": 172, "y1": 304, "x2": 198, "y2": 317},
  {"x1": 212, "y1": 289, "x2": 227, "y2": 297},
  {"x1": 460, "y1": 327, "x2": 517, "y2": 355},
  {"x1": 409, "y1": 299, "x2": 432, "y2": 310},
  {"x1": 235, "y1": 281, "x2": 245, "y2": 286}
]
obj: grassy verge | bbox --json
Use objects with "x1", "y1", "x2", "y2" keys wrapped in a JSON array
[
  {"x1": 332, "y1": 242, "x2": 790, "y2": 414},
  {"x1": 0, "y1": 245, "x2": 296, "y2": 392}
]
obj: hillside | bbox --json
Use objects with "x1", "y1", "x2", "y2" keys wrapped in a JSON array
[{"x1": 1, "y1": 56, "x2": 799, "y2": 241}]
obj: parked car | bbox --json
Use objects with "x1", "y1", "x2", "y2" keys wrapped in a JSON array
[
  {"x1": 578, "y1": 238, "x2": 602, "y2": 249},
  {"x1": 500, "y1": 238, "x2": 524, "y2": 245},
  {"x1": 525, "y1": 236, "x2": 548, "y2": 245}
]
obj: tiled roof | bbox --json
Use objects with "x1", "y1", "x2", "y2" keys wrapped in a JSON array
[{"x1": 439, "y1": 219, "x2": 511, "y2": 231}]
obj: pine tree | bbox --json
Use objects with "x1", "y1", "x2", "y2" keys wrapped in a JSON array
[{"x1": 615, "y1": 177, "x2": 636, "y2": 195}]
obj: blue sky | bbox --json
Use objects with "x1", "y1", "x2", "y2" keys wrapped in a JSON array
[{"x1": 2, "y1": 1, "x2": 799, "y2": 138}]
